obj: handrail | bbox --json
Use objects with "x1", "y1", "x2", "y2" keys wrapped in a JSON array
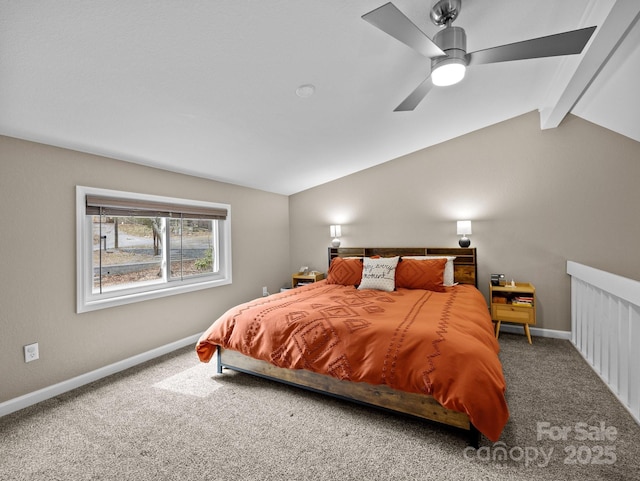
[{"x1": 567, "y1": 261, "x2": 640, "y2": 306}]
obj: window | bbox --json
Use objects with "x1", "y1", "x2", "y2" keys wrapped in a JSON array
[{"x1": 76, "y1": 186, "x2": 232, "y2": 313}]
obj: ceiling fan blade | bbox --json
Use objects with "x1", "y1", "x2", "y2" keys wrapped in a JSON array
[
  {"x1": 467, "y1": 26, "x2": 597, "y2": 66},
  {"x1": 394, "y1": 75, "x2": 434, "y2": 111},
  {"x1": 362, "y1": 2, "x2": 445, "y2": 58}
]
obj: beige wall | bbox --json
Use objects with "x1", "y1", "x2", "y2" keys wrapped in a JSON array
[
  {"x1": 0, "y1": 136, "x2": 290, "y2": 403},
  {"x1": 289, "y1": 112, "x2": 640, "y2": 332}
]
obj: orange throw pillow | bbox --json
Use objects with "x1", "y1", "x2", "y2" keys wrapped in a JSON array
[
  {"x1": 326, "y1": 257, "x2": 363, "y2": 286},
  {"x1": 395, "y1": 258, "x2": 446, "y2": 292}
]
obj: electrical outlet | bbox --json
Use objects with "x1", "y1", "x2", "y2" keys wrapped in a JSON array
[
  {"x1": 262, "y1": 286, "x2": 269, "y2": 297},
  {"x1": 24, "y1": 342, "x2": 39, "y2": 363}
]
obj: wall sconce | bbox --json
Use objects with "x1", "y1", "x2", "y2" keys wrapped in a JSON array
[
  {"x1": 456, "y1": 220, "x2": 472, "y2": 247},
  {"x1": 330, "y1": 225, "x2": 342, "y2": 247}
]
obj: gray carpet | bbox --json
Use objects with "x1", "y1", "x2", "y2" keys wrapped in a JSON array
[{"x1": 1, "y1": 333, "x2": 638, "y2": 480}]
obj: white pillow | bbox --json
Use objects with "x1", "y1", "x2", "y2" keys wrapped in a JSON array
[
  {"x1": 358, "y1": 256, "x2": 399, "y2": 292},
  {"x1": 402, "y1": 256, "x2": 456, "y2": 286}
]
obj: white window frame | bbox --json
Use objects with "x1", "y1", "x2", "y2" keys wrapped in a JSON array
[{"x1": 76, "y1": 186, "x2": 232, "y2": 313}]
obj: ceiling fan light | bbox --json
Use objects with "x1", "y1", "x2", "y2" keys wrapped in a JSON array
[{"x1": 431, "y1": 61, "x2": 466, "y2": 86}]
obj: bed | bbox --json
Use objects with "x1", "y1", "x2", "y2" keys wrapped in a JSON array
[{"x1": 196, "y1": 247, "x2": 508, "y2": 446}]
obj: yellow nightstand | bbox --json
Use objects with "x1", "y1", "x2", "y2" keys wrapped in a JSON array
[{"x1": 490, "y1": 282, "x2": 536, "y2": 344}]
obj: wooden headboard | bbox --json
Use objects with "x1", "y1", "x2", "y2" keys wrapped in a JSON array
[{"x1": 328, "y1": 247, "x2": 477, "y2": 287}]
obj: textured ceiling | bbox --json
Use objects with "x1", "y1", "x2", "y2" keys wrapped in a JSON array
[{"x1": 1, "y1": 1, "x2": 638, "y2": 195}]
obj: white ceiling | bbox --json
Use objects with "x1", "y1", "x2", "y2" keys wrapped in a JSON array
[{"x1": 1, "y1": 1, "x2": 639, "y2": 195}]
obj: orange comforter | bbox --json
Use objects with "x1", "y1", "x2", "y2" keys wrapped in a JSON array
[{"x1": 196, "y1": 281, "x2": 509, "y2": 441}]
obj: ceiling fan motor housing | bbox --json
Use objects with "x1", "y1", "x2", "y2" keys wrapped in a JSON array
[{"x1": 431, "y1": 26, "x2": 468, "y2": 70}]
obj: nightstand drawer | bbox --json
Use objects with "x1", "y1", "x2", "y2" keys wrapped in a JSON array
[{"x1": 492, "y1": 305, "x2": 535, "y2": 325}]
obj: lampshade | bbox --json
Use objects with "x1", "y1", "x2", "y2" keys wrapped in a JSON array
[
  {"x1": 432, "y1": 60, "x2": 466, "y2": 86},
  {"x1": 456, "y1": 220, "x2": 472, "y2": 235}
]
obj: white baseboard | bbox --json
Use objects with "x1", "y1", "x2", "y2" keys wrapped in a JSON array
[
  {"x1": 499, "y1": 324, "x2": 571, "y2": 340},
  {"x1": 0, "y1": 333, "x2": 202, "y2": 418}
]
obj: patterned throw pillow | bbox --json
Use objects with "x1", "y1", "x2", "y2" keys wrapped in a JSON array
[
  {"x1": 326, "y1": 257, "x2": 363, "y2": 286},
  {"x1": 395, "y1": 258, "x2": 446, "y2": 292},
  {"x1": 358, "y1": 256, "x2": 399, "y2": 292},
  {"x1": 402, "y1": 256, "x2": 456, "y2": 286}
]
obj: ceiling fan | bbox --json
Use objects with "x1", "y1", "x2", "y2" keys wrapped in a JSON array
[{"x1": 362, "y1": 0, "x2": 596, "y2": 111}]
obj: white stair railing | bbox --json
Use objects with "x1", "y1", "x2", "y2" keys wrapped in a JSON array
[{"x1": 567, "y1": 261, "x2": 640, "y2": 426}]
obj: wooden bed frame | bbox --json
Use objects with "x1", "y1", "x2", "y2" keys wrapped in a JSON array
[{"x1": 216, "y1": 247, "x2": 481, "y2": 446}]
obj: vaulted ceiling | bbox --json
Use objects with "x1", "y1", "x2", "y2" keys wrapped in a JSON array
[{"x1": 1, "y1": 1, "x2": 639, "y2": 195}]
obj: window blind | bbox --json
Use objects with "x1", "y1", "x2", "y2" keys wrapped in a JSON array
[{"x1": 85, "y1": 194, "x2": 228, "y2": 220}]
